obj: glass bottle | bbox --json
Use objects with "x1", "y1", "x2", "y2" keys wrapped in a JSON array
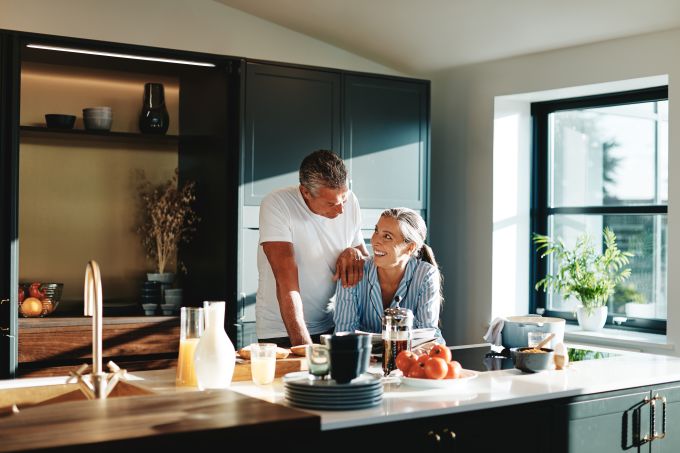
[{"x1": 193, "y1": 301, "x2": 236, "y2": 389}]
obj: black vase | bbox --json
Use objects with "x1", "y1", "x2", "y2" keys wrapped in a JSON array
[{"x1": 139, "y1": 82, "x2": 169, "y2": 134}]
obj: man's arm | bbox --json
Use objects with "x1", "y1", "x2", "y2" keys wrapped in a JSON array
[
  {"x1": 262, "y1": 241, "x2": 313, "y2": 346},
  {"x1": 333, "y1": 243, "x2": 369, "y2": 288}
]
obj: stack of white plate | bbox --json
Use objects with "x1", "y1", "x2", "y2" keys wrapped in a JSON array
[{"x1": 283, "y1": 372, "x2": 383, "y2": 410}]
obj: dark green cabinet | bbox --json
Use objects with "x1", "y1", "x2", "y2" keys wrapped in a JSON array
[
  {"x1": 242, "y1": 62, "x2": 341, "y2": 206},
  {"x1": 0, "y1": 31, "x2": 20, "y2": 379},
  {"x1": 236, "y1": 63, "x2": 431, "y2": 347},
  {"x1": 323, "y1": 402, "x2": 551, "y2": 452},
  {"x1": 553, "y1": 383, "x2": 680, "y2": 453},
  {"x1": 556, "y1": 389, "x2": 652, "y2": 452},
  {"x1": 344, "y1": 74, "x2": 429, "y2": 210}
]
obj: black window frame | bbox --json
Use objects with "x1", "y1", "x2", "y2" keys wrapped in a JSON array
[{"x1": 530, "y1": 86, "x2": 668, "y2": 334}]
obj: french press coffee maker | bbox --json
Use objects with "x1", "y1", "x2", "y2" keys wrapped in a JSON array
[{"x1": 382, "y1": 305, "x2": 414, "y2": 376}]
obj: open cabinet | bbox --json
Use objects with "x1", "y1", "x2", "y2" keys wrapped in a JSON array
[{"x1": 0, "y1": 30, "x2": 240, "y2": 377}]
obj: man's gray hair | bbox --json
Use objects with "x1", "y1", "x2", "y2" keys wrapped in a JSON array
[{"x1": 299, "y1": 150, "x2": 348, "y2": 196}]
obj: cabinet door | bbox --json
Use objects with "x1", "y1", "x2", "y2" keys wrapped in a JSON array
[
  {"x1": 559, "y1": 390, "x2": 651, "y2": 453},
  {"x1": 650, "y1": 383, "x2": 680, "y2": 452},
  {"x1": 0, "y1": 32, "x2": 20, "y2": 379},
  {"x1": 243, "y1": 63, "x2": 341, "y2": 205},
  {"x1": 344, "y1": 75, "x2": 429, "y2": 210}
]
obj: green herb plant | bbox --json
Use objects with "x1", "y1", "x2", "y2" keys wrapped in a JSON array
[{"x1": 533, "y1": 227, "x2": 633, "y2": 316}]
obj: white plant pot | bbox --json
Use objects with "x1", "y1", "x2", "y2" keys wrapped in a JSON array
[
  {"x1": 625, "y1": 302, "x2": 655, "y2": 318},
  {"x1": 576, "y1": 306, "x2": 608, "y2": 331}
]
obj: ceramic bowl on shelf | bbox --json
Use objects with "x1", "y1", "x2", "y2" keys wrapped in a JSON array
[
  {"x1": 160, "y1": 303, "x2": 179, "y2": 316},
  {"x1": 45, "y1": 114, "x2": 76, "y2": 129},
  {"x1": 141, "y1": 303, "x2": 158, "y2": 316},
  {"x1": 83, "y1": 107, "x2": 113, "y2": 131}
]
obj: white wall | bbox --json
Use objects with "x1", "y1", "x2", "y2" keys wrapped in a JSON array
[
  {"x1": 0, "y1": 0, "x2": 401, "y2": 75},
  {"x1": 430, "y1": 28, "x2": 680, "y2": 351}
]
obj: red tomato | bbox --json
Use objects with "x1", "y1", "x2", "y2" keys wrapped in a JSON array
[
  {"x1": 429, "y1": 345, "x2": 452, "y2": 363},
  {"x1": 417, "y1": 354, "x2": 430, "y2": 365},
  {"x1": 407, "y1": 361, "x2": 427, "y2": 378},
  {"x1": 424, "y1": 357, "x2": 448, "y2": 380},
  {"x1": 395, "y1": 350, "x2": 418, "y2": 374},
  {"x1": 446, "y1": 360, "x2": 463, "y2": 379}
]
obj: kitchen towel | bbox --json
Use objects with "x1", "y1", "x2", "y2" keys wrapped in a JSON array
[{"x1": 483, "y1": 317, "x2": 506, "y2": 346}]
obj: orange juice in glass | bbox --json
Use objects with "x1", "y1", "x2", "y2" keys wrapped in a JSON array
[{"x1": 176, "y1": 307, "x2": 203, "y2": 387}]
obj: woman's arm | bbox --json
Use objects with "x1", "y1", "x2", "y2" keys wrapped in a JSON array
[{"x1": 333, "y1": 280, "x2": 361, "y2": 333}]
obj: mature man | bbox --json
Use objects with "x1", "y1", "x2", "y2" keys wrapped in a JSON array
[{"x1": 256, "y1": 150, "x2": 369, "y2": 347}]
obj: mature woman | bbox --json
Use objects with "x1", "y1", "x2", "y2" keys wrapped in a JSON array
[{"x1": 333, "y1": 207, "x2": 443, "y2": 342}]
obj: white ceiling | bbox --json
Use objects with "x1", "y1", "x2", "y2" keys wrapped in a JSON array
[{"x1": 217, "y1": 0, "x2": 680, "y2": 74}]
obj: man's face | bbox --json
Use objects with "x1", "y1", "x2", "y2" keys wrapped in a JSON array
[{"x1": 301, "y1": 185, "x2": 349, "y2": 219}]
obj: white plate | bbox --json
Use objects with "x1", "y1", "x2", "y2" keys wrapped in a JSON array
[{"x1": 401, "y1": 369, "x2": 478, "y2": 388}]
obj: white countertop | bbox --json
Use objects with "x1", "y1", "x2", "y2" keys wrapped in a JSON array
[
  {"x1": 228, "y1": 345, "x2": 680, "y2": 430},
  {"x1": 4, "y1": 344, "x2": 680, "y2": 432}
]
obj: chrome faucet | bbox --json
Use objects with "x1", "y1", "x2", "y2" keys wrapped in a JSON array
[{"x1": 67, "y1": 260, "x2": 127, "y2": 399}]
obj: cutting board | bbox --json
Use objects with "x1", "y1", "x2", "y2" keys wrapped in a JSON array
[{"x1": 233, "y1": 357, "x2": 307, "y2": 382}]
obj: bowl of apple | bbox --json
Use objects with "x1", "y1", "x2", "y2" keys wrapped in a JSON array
[{"x1": 18, "y1": 282, "x2": 63, "y2": 317}]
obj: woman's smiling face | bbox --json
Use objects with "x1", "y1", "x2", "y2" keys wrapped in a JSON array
[{"x1": 371, "y1": 216, "x2": 415, "y2": 268}]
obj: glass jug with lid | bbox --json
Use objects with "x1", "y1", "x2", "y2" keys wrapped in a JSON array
[{"x1": 382, "y1": 305, "x2": 413, "y2": 376}]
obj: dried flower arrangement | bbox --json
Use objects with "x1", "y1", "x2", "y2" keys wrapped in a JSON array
[{"x1": 135, "y1": 169, "x2": 200, "y2": 274}]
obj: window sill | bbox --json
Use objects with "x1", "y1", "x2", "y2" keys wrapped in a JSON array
[{"x1": 564, "y1": 324, "x2": 674, "y2": 354}]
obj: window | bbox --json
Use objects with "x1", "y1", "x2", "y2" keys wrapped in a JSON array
[{"x1": 531, "y1": 87, "x2": 668, "y2": 333}]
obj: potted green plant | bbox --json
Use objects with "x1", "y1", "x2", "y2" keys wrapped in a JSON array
[
  {"x1": 136, "y1": 169, "x2": 200, "y2": 285},
  {"x1": 533, "y1": 227, "x2": 633, "y2": 331}
]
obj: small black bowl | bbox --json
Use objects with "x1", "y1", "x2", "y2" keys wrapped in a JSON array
[
  {"x1": 45, "y1": 114, "x2": 76, "y2": 129},
  {"x1": 513, "y1": 347, "x2": 555, "y2": 373}
]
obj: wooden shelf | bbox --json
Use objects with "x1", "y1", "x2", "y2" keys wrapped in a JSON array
[{"x1": 20, "y1": 125, "x2": 179, "y2": 144}]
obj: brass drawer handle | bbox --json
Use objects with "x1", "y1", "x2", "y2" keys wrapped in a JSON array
[
  {"x1": 652, "y1": 393, "x2": 667, "y2": 440},
  {"x1": 426, "y1": 430, "x2": 441, "y2": 444}
]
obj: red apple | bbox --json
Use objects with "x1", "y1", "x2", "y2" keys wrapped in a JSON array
[
  {"x1": 18, "y1": 286, "x2": 25, "y2": 303},
  {"x1": 29, "y1": 282, "x2": 46, "y2": 300}
]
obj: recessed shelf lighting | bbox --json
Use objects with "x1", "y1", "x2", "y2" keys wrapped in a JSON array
[{"x1": 26, "y1": 44, "x2": 216, "y2": 68}]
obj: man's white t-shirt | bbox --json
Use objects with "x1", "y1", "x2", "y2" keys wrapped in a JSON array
[{"x1": 256, "y1": 185, "x2": 363, "y2": 339}]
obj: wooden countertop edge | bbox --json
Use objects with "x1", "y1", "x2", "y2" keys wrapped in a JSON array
[
  {"x1": 0, "y1": 389, "x2": 319, "y2": 451},
  {"x1": 19, "y1": 316, "x2": 178, "y2": 329}
]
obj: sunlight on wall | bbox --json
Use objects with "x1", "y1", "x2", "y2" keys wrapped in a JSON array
[{"x1": 492, "y1": 110, "x2": 530, "y2": 319}]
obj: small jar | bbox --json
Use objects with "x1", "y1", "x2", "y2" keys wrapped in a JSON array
[{"x1": 382, "y1": 307, "x2": 413, "y2": 376}]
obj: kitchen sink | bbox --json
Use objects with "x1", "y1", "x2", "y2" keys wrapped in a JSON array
[{"x1": 0, "y1": 380, "x2": 154, "y2": 414}]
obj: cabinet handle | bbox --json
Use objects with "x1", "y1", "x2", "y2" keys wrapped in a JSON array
[
  {"x1": 0, "y1": 299, "x2": 9, "y2": 305},
  {"x1": 636, "y1": 396, "x2": 652, "y2": 446},
  {"x1": 426, "y1": 430, "x2": 441, "y2": 445},
  {"x1": 652, "y1": 393, "x2": 667, "y2": 440},
  {"x1": 238, "y1": 292, "x2": 246, "y2": 321},
  {"x1": 442, "y1": 427, "x2": 456, "y2": 441}
]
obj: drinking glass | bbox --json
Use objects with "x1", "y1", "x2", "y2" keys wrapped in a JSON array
[
  {"x1": 250, "y1": 343, "x2": 277, "y2": 385},
  {"x1": 176, "y1": 307, "x2": 203, "y2": 387},
  {"x1": 527, "y1": 331, "x2": 550, "y2": 348},
  {"x1": 306, "y1": 344, "x2": 330, "y2": 379}
]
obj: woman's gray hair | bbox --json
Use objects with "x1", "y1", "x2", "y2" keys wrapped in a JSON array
[
  {"x1": 299, "y1": 150, "x2": 348, "y2": 196},
  {"x1": 381, "y1": 207, "x2": 443, "y2": 307}
]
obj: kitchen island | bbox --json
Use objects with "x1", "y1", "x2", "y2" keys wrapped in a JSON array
[{"x1": 1, "y1": 344, "x2": 680, "y2": 452}]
